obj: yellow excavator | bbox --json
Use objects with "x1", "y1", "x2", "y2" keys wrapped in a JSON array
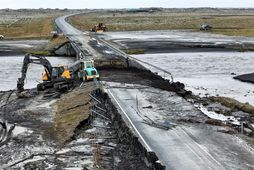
[
  {"x1": 90, "y1": 23, "x2": 107, "y2": 33},
  {"x1": 17, "y1": 54, "x2": 73, "y2": 93}
]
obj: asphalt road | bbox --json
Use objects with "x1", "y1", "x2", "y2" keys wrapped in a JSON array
[
  {"x1": 105, "y1": 83, "x2": 254, "y2": 170},
  {"x1": 55, "y1": 14, "x2": 102, "y2": 58},
  {"x1": 55, "y1": 14, "x2": 254, "y2": 169}
]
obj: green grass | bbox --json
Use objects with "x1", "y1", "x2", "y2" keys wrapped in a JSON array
[{"x1": 122, "y1": 48, "x2": 145, "y2": 54}]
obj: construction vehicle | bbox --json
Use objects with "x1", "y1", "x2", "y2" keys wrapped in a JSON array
[
  {"x1": 17, "y1": 54, "x2": 74, "y2": 93},
  {"x1": 90, "y1": 23, "x2": 107, "y2": 33},
  {"x1": 70, "y1": 59, "x2": 99, "y2": 81}
]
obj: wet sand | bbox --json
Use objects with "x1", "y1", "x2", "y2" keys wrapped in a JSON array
[
  {"x1": 100, "y1": 30, "x2": 254, "y2": 53},
  {"x1": 0, "y1": 40, "x2": 48, "y2": 56}
]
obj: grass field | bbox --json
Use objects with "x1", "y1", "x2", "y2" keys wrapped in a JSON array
[
  {"x1": 0, "y1": 9, "x2": 70, "y2": 39},
  {"x1": 69, "y1": 9, "x2": 254, "y2": 37},
  {"x1": 0, "y1": 17, "x2": 55, "y2": 39}
]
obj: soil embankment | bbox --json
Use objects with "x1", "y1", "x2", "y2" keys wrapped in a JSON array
[{"x1": 54, "y1": 82, "x2": 95, "y2": 143}]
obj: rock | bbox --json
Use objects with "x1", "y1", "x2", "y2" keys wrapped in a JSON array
[
  {"x1": 232, "y1": 111, "x2": 249, "y2": 118},
  {"x1": 178, "y1": 118, "x2": 202, "y2": 124},
  {"x1": 244, "y1": 128, "x2": 253, "y2": 134},
  {"x1": 217, "y1": 127, "x2": 237, "y2": 134},
  {"x1": 143, "y1": 105, "x2": 153, "y2": 109}
]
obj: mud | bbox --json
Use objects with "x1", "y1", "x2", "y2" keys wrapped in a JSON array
[
  {"x1": 0, "y1": 71, "x2": 168, "y2": 169},
  {"x1": 116, "y1": 40, "x2": 236, "y2": 53},
  {"x1": 99, "y1": 67, "x2": 190, "y2": 97}
]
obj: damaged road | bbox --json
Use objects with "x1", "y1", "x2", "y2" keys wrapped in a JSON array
[
  {"x1": 104, "y1": 82, "x2": 254, "y2": 170},
  {"x1": 1, "y1": 59, "x2": 254, "y2": 169},
  {"x1": 0, "y1": 77, "x2": 162, "y2": 169},
  {"x1": 1, "y1": 13, "x2": 254, "y2": 170}
]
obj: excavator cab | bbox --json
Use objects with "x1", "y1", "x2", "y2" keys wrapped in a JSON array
[
  {"x1": 42, "y1": 65, "x2": 72, "y2": 81},
  {"x1": 17, "y1": 54, "x2": 74, "y2": 94}
]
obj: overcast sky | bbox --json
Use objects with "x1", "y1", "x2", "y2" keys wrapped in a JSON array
[{"x1": 1, "y1": 0, "x2": 254, "y2": 9}]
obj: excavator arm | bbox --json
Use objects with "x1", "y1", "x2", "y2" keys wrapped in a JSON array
[{"x1": 17, "y1": 54, "x2": 52, "y2": 93}]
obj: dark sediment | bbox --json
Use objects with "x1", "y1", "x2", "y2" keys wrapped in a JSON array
[{"x1": 234, "y1": 73, "x2": 254, "y2": 84}]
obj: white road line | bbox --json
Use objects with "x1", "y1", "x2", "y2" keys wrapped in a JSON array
[
  {"x1": 179, "y1": 127, "x2": 225, "y2": 169},
  {"x1": 107, "y1": 89, "x2": 152, "y2": 152}
]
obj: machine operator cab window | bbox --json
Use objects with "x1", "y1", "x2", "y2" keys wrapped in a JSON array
[{"x1": 85, "y1": 61, "x2": 94, "y2": 69}]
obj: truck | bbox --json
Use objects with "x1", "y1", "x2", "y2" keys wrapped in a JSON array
[{"x1": 70, "y1": 59, "x2": 99, "y2": 81}]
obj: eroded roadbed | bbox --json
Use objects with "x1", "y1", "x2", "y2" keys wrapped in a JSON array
[
  {"x1": 0, "y1": 81, "x2": 160, "y2": 169},
  {"x1": 0, "y1": 67, "x2": 254, "y2": 169},
  {"x1": 104, "y1": 82, "x2": 254, "y2": 169}
]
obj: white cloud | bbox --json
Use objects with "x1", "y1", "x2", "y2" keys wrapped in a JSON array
[{"x1": 1, "y1": 0, "x2": 254, "y2": 9}]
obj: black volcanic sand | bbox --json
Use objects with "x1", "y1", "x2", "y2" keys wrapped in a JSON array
[
  {"x1": 0, "y1": 40, "x2": 48, "y2": 56},
  {"x1": 234, "y1": 73, "x2": 254, "y2": 84}
]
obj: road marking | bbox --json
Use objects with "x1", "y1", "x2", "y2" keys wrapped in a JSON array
[
  {"x1": 107, "y1": 89, "x2": 152, "y2": 152},
  {"x1": 179, "y1": 127, "x2": 225, "y2": 169}
]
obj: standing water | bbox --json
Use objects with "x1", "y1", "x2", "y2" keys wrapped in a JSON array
[
  {"x1": 132, "y1": 52, "x2": 254, "y2": 106},
  {"x1": 0, "y1": 56, "x2": 75, "y2": 91}
]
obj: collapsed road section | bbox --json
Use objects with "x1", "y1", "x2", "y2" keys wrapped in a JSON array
[
  {"x1": 55, "y1": 13, "x2": 254, "y2": 169},
  {"x1": 1, "y1": 13, "x2": 254, "y2": 169},
  {"x1": 0, "y1": 79, "x2": 166, "y2": 169},
  {"x1": 1, "y1": 58, "x2": 254, "y2": 169},
  {"x1": 102, "y1": 81, "x2": 254, "y2": 169}
]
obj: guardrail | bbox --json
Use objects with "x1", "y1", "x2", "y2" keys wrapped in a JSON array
[{"x1": 96, "y1": 37, "x2": 174, "y2": 83}]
